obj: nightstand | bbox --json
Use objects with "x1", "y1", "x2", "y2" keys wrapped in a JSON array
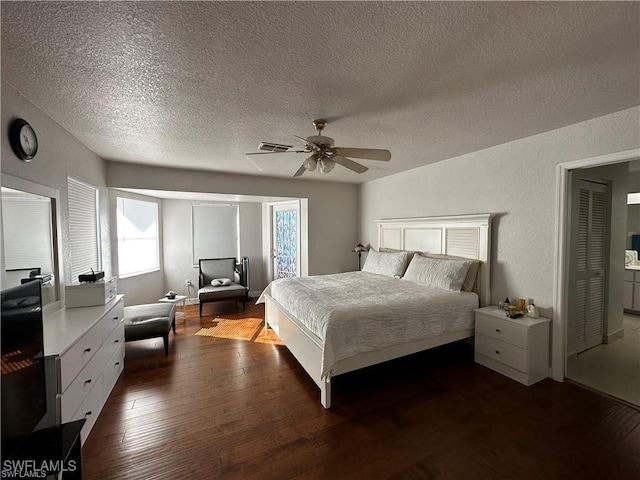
[{"x1": 474, "y1": 306, "x2": 550, "y2": 386}]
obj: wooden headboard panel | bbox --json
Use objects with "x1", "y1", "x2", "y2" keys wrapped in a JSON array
[{"x1": 376, "y1": 214, "x2": 492, "y2": 306}]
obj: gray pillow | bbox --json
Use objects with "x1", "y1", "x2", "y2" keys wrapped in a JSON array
[{"x1": 361, "y1": 250, "x2": 409, "y2": 277}]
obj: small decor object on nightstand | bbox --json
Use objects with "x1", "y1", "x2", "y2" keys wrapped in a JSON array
[
  {"x1": 352, "y1": 243, "x2": 369, "y2": 270},
  {"x1": 9, "y1": 118, "x2": 38, "y2": 162},
  {"x1": 165, "y1": 290, "x2": 176, "y2": 299}
]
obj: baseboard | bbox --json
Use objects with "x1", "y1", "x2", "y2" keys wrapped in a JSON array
[{"x1": 605, "y1": 328, "x2": 624, "y2": 343}]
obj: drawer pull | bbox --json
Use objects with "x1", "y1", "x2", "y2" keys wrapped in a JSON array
[
  {"x1": 83, "y1": 348, "x2": 92, "y2": 353},
  {"x1": 84, "y1": 379, "x2": 92, "y2": 385},
  {"x1": 113, "y1": 316, "x2": 119, "y2": 321},
  {"x1": 85, "y1": 411, "x2": 92, "y2": 417},
  {"x1": 115, "y1": 362, "x2": 120, "y2": 366},
  {"x1": 495, "y1": 329, "x2": 501, "y2": 333},
  {"x1": 495, "y1": 350, "x2": 500, "y2": 354}
]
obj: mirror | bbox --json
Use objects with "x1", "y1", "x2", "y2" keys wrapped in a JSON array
[{"x1": 1, "y1": 175, "x2": 61, "y2": 307}]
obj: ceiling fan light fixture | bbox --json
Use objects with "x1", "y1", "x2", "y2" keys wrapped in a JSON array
[
  {"x1": 303, "y1": 154, "x2": 318, "y2": 171},
  {"x1": 318, "y1": 158, "x2": 335, "y2": 174}
]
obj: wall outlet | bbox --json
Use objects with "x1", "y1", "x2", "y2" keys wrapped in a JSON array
[{"x1": 185, "y1": 279, "x2": 191, "y2": 286}]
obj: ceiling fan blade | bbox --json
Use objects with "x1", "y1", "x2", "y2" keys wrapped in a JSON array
[
  {"x1": 245, "y1": 150, "x2": 307, "y2": 155},
  {"x1": 333, "y1": 147, "x2": 391, "y2": 161},
  {"x1": 293, "y1": 165, "x2": 306, "y2": 177},
  {"x1": 332, "y1": 155, "x2": 369, "y2": 174}
]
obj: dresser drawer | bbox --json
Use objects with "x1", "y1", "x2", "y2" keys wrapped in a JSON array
[
  {"x1": 475, "y1": 333, "x2": 529, "y2": 373},
  {"x1": 102, "y1": 319, "x2": 125, "y2": 362},
  {"x1": 60, "y1": 347, "x2": 104, "y2": 422},
  {"x1": 101, "y1": 300, "x2": 124, "y2": 341},
  {"x1": 60, "y1": 321, "x2": 102, "y2": 391},
  {"x1": 475, "y1": 311, "x2": 528, "y2": 348},
  {"x1": 103, "y1": 342, "x2": 125, "y2": 397},
  {"x1": 70, "y1": 374, "x2": 104, "y2": 444}
]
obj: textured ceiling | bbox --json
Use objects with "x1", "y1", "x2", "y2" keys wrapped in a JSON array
[{"x1": 1, "y1": 1, "x2": 639, "y2": 183}]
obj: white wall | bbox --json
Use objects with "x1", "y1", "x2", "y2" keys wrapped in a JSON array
[
  {"x1": 162, "y1": 198, "x2": 264, "y2": 300},
  {"x1": 106, "y1": 162, "x2": 360, "y2": 276},
  {"x1": 360, "y1": 107, "x2": 640, "y2": 317},
  {"x1": 1, "y1": 80, "x2": 113, "y2": 296}
]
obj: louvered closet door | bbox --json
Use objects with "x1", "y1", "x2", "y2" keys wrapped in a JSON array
[{"x1": 573, "y1": 179, "x2": 608, "y2": 353}]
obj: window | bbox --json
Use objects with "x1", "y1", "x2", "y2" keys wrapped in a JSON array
[
  {"x1": 67, "y1": 177, "x2": 100, "y2": 281},
  {"x1": 117, "y1": 197, "x2": 159, "y2": 277},
  {"x1": 191, "y1": 204, "x2": 239, "y2": 265}
]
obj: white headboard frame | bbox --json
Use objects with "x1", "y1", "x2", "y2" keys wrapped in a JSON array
[{"x1": 376, "y1": 214, "x2": 492, "y2": 307}]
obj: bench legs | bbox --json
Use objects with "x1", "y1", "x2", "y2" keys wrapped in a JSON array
[{"x1": 162, "y1": 333, "x2": 169, "y2": 356}]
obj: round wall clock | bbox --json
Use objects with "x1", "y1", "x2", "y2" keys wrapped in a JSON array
[{"x1": 9, "y1": 118, "x2": 38, "y2": 162}]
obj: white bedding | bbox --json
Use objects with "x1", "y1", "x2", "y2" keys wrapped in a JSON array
[{"x1": 257, "y1": 271, "x2": 478, "y2": 379}]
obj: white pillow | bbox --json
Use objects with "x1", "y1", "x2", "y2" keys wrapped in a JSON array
[
  {"x1": 402, "y1": 255, "x2": 472, "y2": 292},
  {"x1": 211, "y1": 278, "x2": 232, "y2": 287},
  {"x1": 419, "y1": 253, "x2": 481, "y2": 292},
  {"x1": 361, "y1": 250, "x2": 409, "y2": 277}
]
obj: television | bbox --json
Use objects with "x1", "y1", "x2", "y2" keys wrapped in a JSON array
[{"x1": 1, "y1": 280, "x2": 47, "y2": 459}]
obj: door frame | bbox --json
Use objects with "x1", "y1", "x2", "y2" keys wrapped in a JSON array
[{"x1": 553, "y1": 148, "x2": 639, "y2": 381}]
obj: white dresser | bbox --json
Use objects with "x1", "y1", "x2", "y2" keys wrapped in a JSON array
[
  {"x1": 474, "y1": 306, "x2": 550, "y2": 386},
  {"x1": 42, "y1": 295, "x2": 125, "y2": 444}
]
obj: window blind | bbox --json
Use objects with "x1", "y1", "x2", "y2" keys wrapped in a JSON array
[
  {"x1": 192, "y1": 204, "x2": 239, "y2": 265},
  {"x1": 2, "y1": 196, "x2": 53, "y2": 272},
  {"x1": 67, "y1": 177, "x2": 100, "y2": 281}
]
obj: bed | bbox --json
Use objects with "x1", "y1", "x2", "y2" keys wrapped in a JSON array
[{"x1": 257, "y1": 214, "x2": 492, "y2": 408}]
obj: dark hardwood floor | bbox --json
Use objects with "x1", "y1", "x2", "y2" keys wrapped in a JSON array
[{"x1": 82, "y1": 302, "x2": 640, "y2": 479}]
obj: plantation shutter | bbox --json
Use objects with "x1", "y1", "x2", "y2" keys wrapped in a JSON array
[
  {"x1": 192, "y1": 204, "x2": 239, "y2": 265},
  {"x1": 573, "y1": 180, "x2": 607, "y2": 352},
  {"x1": 67, "y1": 177, "x2": 100, "y2": 281}
]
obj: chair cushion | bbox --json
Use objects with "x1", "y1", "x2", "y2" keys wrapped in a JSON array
[
  {"x1": 124, "y1": 303, "x2": 176, "y2": 339},
  {"x1": 198, "y1": 283, "x2": 246, "y2": 301},
  {"x1": 200, "y1": 259, "x2": 236, "y2": 285}
]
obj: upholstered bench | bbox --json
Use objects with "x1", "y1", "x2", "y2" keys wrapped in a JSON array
[{"x1": 123, "y1": 303, "x2": 176, "y2": 356}]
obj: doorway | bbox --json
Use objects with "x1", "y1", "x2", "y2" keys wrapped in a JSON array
[
  {"x1": 558, "y1": 155, "x2": 640, "y2": 406},
  {"x1": 264, "y1": 199, "x2": 308, "y2": 282}
]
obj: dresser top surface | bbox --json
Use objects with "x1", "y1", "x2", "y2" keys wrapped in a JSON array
[
  {"x1": 475, "y1": 306, "x2": 550, "y2": 326},
  {"x1": 43, "y1": 295, "x2": 123, "y2": 356}
]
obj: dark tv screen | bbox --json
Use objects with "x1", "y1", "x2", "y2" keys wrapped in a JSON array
[{"x1": 1, "y1": 280, "x2": 47, "y2": 457}]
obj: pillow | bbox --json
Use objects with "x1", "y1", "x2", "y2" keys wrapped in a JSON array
[
  {"x1": 211, "y1": 278, "x2": 232, "y2": 287},
  {"x1": 379, "y1": 247, "x2": 418, "y2": 271},
  {"x1": 402, "y1": 255, "x2": 472, "y2": 292},
  {"x1": 361, "y1": 250, "x2": 409, "y2": 277},
  {"x1": 419, "y1": 253, "x2": 481, "y2": 292}
]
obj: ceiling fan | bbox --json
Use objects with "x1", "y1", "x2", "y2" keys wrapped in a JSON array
[{"x1": 245, "y1": 119, "x2": 391, "y2": 177}]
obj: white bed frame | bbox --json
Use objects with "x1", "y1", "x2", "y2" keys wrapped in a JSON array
[{"x1": 263, "y1": 214, "x2": 492, "y2": 408}]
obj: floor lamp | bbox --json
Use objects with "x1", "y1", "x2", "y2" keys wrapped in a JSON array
[{"x1": 352, "y1": 243, "x2": 369, "y2": 270}]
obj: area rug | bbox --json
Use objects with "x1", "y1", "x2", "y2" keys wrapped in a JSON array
[{"x1": 195, "y1": 317, "x2": 284, "y2": 345}]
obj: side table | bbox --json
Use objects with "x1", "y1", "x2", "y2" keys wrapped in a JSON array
[
  {"x1": 158, "y1": 294, "x2": 187, "y2": 322},
  {"x1": 474, "y1": 306, "x2": 550, "y2": 386}
]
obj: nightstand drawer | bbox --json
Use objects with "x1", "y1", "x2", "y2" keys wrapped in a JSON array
[
  {"x1": 475, "y1": 311, "x2": 528, "y2": 348},
  {"x1": 475, "y1": 333, "x2": 528, "y2": 373}
]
